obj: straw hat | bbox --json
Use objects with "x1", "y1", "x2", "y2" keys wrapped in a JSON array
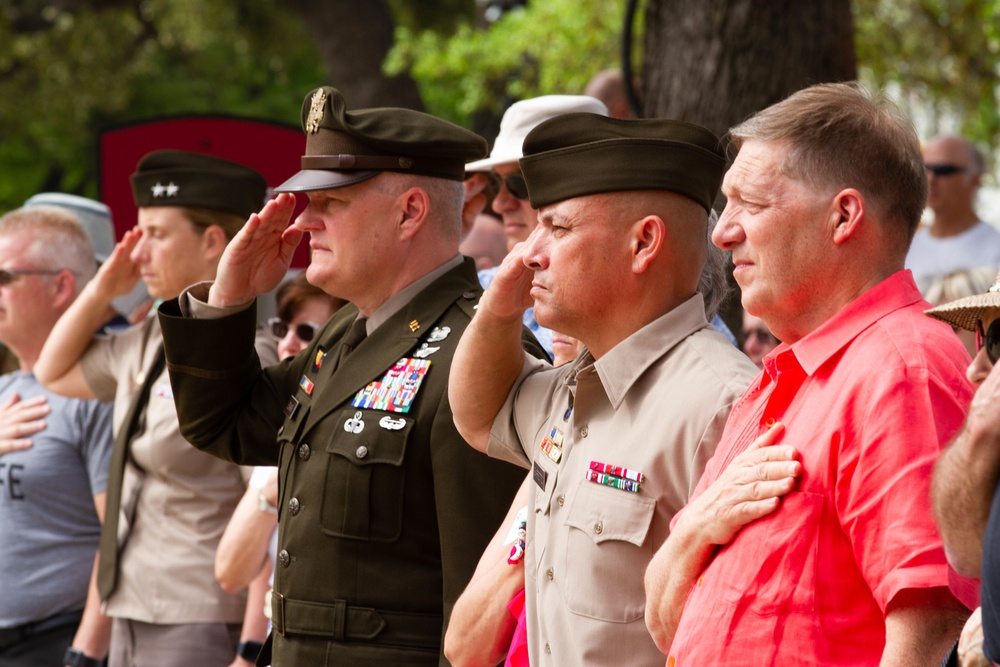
[{"x1": 925, "y1": 268, "x2": 1000, "y2": 331}]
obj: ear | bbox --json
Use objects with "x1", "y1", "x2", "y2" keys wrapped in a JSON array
[
  {"x1": 631, "y1": 215, "x2": 665, "y2": 274},
  {"x1": 830, "y1": 188, "x2": 865, "y2": 246},
  {"x1": 50, "y1": 270, "x2": 77, "y2": 310},
  {"x1": 396, "y1": 187, "x2": 430, "y2": 241},
  {"x1": 201, "y1": 224, "x2": 229, "y2": 262}
]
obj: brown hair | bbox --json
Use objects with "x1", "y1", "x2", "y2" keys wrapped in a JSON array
[
  {"x1": 181, "y1": 206, "x2": 246, "y2": 241},
  {"x1": 276, "y1": 272, "x2": 347, "y2": 323},
  {"x1": 729, "y1": 82, "x2": 927, "y2": 241}
]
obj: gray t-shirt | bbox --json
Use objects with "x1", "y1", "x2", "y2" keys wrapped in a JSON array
[{"x1": 0, "y1": 372, "x2": 114, "y2": 627}]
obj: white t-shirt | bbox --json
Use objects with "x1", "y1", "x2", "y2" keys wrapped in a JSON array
[{"x1": 906, "y1": 220, "x2": 1000, "y2": 286}]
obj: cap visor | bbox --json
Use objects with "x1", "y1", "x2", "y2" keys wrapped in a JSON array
[{"x1": 274, "y1": 169, "x2": 380, "y2": 193}]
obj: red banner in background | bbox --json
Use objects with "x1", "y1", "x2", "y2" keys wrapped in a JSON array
[{"x1": 100, "y1": 116, "x2": 310, "y2": 268}]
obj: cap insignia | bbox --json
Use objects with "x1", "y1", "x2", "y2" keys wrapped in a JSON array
[
  {"x1": 151, "y1": 182, "x2": 180, "y2": 198},
  {"x1": 306, "y1": 89, "x2": 328, "y2": 134}
]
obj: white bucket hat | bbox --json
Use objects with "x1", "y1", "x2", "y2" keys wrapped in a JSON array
[
  {"x1": 465, "y1": 95, "x2": 609, "y2": 172},
  {"x1": 24, "y1": 192, "x2": 115, "y2": 263},
  {"x1": 926, "y1": 268, "x2": 1000, "y2": 332}
]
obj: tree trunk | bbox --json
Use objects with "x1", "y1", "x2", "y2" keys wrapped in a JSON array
[
  {"x1": 284, "y1": 0, "x2": 425, "y2": 110},
  {"x1": 642, "y1": 0, "x2": 856, "y2": 336}
]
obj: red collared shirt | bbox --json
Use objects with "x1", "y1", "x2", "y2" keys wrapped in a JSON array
[{"x1": 668, "y1": 271, "x2": 974, "y2": 667}]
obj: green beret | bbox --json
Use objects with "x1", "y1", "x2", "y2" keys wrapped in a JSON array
[
  {"x1": 519, "y1": 114, "x2": 726, "y2": 212},
  {"x1": 131, "y1": 150, "x2": 267, "y2": 219},
  {"x1": 275, "y1": 86, "x2": 488, "y2": 192}
]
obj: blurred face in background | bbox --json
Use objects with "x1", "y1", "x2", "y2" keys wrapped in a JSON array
[
  {"x1": 275, "y1": 296, "x2": 339, "y2": 361},
  {"x1": 741, "y1": 311, "x2": 779, "y2": 368},
  {"x1": 967, "y1": 307, "x2": 1000, "y2": 386}
]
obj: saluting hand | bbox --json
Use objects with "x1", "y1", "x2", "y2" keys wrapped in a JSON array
[
  {"x1": 0, "y1": 393, "x2": 49, "y2": 457},
  {"x1": 209, "y1": 193, "x2": 303, "y2": 308},
  {"x1": 477, "y1": 234, "x2": 537, "y2": 324},
  {"x1": 93, "y1": 227, "x2": 143, "y2": 300}
]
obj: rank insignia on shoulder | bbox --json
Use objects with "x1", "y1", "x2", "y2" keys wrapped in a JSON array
[
  {"x1": 313, "y1": 346, "x2": 327, "y2": 372},
  {"x1": 351, "y1": 358, "x2": 431, "y2": 414},
  {"x1": 299, "y1": 375, "x2": 315, "y2": 395},
  {"x1": 427, "y1": 326, "x2": 451, "y2": 343}
]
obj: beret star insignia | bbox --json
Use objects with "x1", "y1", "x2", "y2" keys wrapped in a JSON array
[{"x1": 306, "y1": 89, "x2": 327, "y2": 134}]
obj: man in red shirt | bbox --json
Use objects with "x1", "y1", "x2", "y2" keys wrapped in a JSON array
[{"x1": 644, "y1": 82, "x2": 975, "y2": 666}]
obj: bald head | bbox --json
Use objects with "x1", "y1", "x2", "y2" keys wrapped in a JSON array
[{"x1": 924, "y1": 134, "x2": 984, "y2": 229}]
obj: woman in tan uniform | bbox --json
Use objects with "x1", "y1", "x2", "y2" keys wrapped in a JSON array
[{"x1": 34, "y1": 151, "x2": 278, "y2": 667}]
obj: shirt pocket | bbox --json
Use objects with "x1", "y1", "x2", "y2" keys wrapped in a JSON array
[
  {"x1": 322, "y1": 409, "x2": 413, "y2": 543},
  {"x1": 562, "y1": 481, "x2": 655, "y2": 623},
  {"x1": 717, "y1": 490, "x2": 823, "y2": 616}
]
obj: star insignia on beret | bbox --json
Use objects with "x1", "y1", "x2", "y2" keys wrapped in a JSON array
[
  {"x1": 151, "y1": 182, "x2": 166, "y2": 197},
  {"x1": 166, "y1": 182, "x2": 179, "y2": 197},
  {"x1": 306, "y1": 89, "x2": 327, "y2": 134}
]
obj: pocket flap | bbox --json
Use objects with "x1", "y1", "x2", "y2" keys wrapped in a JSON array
[
  {"x1": 565, "y1": 482, "x2": 655, "y2": 547},
  {"x1": 325, "y1": 409, "x2": 413, "y2": 466}
]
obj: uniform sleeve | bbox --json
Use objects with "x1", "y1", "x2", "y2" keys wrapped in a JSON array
[
  {"x1": 79, "y1": 398, "x2": 115, "y2": 496},
  {"x1": 840, "y1": 363, "x2": 973, "y2": 612},
  {"x1": 486, "y1": 354, "x2": 561, "y2": 469},
  {"x1": 79, "y1": 331, "x2": 128, "y2": 403},
  {"x1": 157, "y1": 296, "x2": 300, "y2": 467}
]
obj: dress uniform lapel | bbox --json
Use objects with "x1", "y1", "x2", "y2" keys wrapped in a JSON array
[{"x1": 302, "y1": 262, "x2": 474, "y2": 431}]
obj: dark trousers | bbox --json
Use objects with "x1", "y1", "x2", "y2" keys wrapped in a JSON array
[{"x1": 0, "y1": 613, "x2": 78, "y2": 667}]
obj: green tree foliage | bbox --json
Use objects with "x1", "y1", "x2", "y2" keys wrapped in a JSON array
[
  {"x1": 0, "y1": 0, "x2": 324, "y2": 210},
  {"x1": 384, "y1": 0, "x2": 634, "y2": 125},
  {"x1": 853, "y1": 0, "x2": 1000, "y2": 149}
]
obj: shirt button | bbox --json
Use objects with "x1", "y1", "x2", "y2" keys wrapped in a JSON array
[
  {"x1": 667, "y1": 657, "x2": 676, "y2": 667},
  {"x1": 288, "y1": 498, "x2": 301, "y2": 515},
  {"x1": 764, "y1": 417, "x2": 776, "y2": 428},
  {"x1": 594, "y1": 521, "x2": 603, "y2": 534},
  {"x1": 298, "y1": 444, "x2": 311, "y2": 461},
  {"x1": 277, "y1": 550, "x2": 290, "y2": 567},
  {"x1": 557, "y1": 494, "x2": 565, "y2": 507},
  {"x1": 546, "y1": 568, "x2": 554, "y2": 580},
  {"x1": 697, "y1": 575, "x2": 703, "y2": 586},
  {"x1": 356, "y1": 445, "x2": 368, "y2": 459},
  {"x1": 580, "y1": 425, "x2": 589, "y2": 438},
  {"x1": 545, "y1": 642, "x2": 551, "y2": 654},
  {"x1": 462, "y1": 290, "x2": 476, "y2": 299}
]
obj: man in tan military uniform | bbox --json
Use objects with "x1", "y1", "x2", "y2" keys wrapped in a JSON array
[
  {"x1": 449, "y1": 114, "x2": 759, "y2": 666},
  {"x1": 156, "y1": 87, "x2": 537, "y2": 666}
]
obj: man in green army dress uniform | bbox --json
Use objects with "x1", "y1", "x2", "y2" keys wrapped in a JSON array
[{"x1": 157, "y1": 87, "x2": 539, "y2": 666}]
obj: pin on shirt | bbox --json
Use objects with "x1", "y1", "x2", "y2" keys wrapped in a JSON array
[
  {"x1": 413, "y1": 343, "x2": 440, "y2": 359},
  {"x1": 299, "y1": 375, "x2": 315, "y2": 395},
  {"x1": 426, "y1": 326, "x2": 451, "y2": 343},
  {"x1": 379, "y1": 416, "x2": 406, "y2": 431},
  {"x1": 538, "y1": 426, "x2": 564, "y2": 463},
  {"x1": 344, "y1": 411, "x2": 365, "y2": 434},
  {"x1": 352, "y1": 358, "x2": 431, "y2": 414},
  {"x1": 313, "y1": 346, "x2": 327, "y2": 372}
]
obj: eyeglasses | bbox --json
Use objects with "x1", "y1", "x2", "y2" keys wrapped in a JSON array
[
  {"x1": 0, "y1": 269, "x2": 63, "y2": 286},
  {"x1": 976, "y1": 318, "x2": 1000, "y2": 364},
  {"x1": 489, "y1": 172, "x2": 530, "y2": 200},
  {"x1": 925, "y1": 163, "x2": 965, "y2": 177},
  {"x1": 742, "y1": 327, "x2": 777, "y2": 346},
  {"x1": 267, "y1": 317, "x2": 320, "y2": 343}
]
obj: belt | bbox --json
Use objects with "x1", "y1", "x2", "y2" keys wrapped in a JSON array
[
  {"x1": 271, "y1": 592, "x2": 441, "y2": 649},
  {"x1": 0, "y1": 610, "x2": 83, "y2": 650}
]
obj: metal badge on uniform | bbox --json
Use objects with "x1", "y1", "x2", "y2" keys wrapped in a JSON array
[
  {"x1": 299, "y1": 375, "x2": 315, "y2": 395},
  {"x1": 313, "y1": 346, "x2": 327, "y2": 372},
  {"x1": 379, "y1": 416, "x2": 406, "y2": 431},
  {"x1": 351, "y1": 358, "x2": 431, "y2": 413},
  {"x1": 344, "y1": 411, "x2": 365, "y2": 434},
  {"x1": 532, "y1": 460, "x2": 548, "y2": 491},
  {"x1": 413, "y1": 343, "x2": 439, "y2": 359},
  {"x1": 284, "y1": 396, "x2": 300, "y2": 420},
  {"x1": 305, "y1": 88, "x2": 327, "y2": 133},
  {"x1": 427, "y1": 326, "x2": 451, "y2": 343}
]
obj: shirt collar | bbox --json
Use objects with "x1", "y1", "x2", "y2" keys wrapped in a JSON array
[
  {"x1": 777, "y1": 270, "x2": 923, "y2": 377},
  {"x1": 366, "y1": 254, "x2": 464, "y2": 335},
  {"x1": 579, "y1": 294, "x2": 710, "y2": 409}
]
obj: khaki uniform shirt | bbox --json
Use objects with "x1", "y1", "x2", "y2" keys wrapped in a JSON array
[
  {"x1": 80, "y1": 315, "x2": 278, "y2": 623},
  {"x1": 488, "y1": 295, "x2": 758, "y2": 667}
]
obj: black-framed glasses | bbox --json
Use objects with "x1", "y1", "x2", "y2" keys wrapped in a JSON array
[
  {"x1": 925, "y1": 163, "x2": 965, "y2": 177},
  {"x1": 0, "y1": 268, "x2": 63, "y2": 286},
  {"x1": 976, "y1": 318, "x2": 1000, "y2": 364},
  {"x1": 489, "y1": 172, "x2": 530, "y2": 200},
  {"x1": 267, "y1": 317, "x2": 320, "y2": 343}
]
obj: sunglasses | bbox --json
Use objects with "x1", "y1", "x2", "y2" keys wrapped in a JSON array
[
  {"x1": 489, "y1": 172, "x2": 530, "y2": 200},
  {"x1": 976, "y1": 318, "x2": 1000, "y2": 364},
  {"x1": 924, "y1": 163, "x2": 965, "y2": 177},
  {"x1": 268, "y1": 317, "x2": 320, "y2": 343},
  {"x1": 0, "y1": 268, "x2": 63, "y2": 286}
]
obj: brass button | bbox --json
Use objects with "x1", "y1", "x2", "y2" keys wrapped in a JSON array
[
  {"x1": 594, "y1": 521, "x2": 603, "y2": 534},
  {"x1": 580, "y1": 426, "x2": 589, "y2": 438},
  {"x1": 356, "y1": 445, "x2": 368, "y2": 459},
  {"x1": 557, "y1": 494, "x2": 565, "y2": 507},
  {"x1": 546, "y1": 568, "x2": 554, "y2": 580},
  {"x1": 288, "y1": 498, "x2": 301, "y2": 515},
  {"x1": 277, "y1": 550, "x2": 290, "y2": 567},
  {"x1": 298, "y1": 444, "x2": 311, "y2": 460}
]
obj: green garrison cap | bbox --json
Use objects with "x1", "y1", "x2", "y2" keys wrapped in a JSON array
[
  {"x1": 276, "y1": 86, "x2": 488, "y2": 192},
  {"x1": 519, "y1": 113, "x2": 727, "y2": 212},
  {"x1": 130, "y1": 150, "x2": 267, "y2": 219}
]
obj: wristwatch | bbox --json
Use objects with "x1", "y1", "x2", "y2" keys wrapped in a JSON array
[
  {"x1": 63, "y1": 647, "x2": 103, "y2": 667},
  {"x1": 237, "y1": 640, "x2": 264, "y2": 662},
  {"x1": 257, "y1": 490, "x2": 277, "y2": 514}
]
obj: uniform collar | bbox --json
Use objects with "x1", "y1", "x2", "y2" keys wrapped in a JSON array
[{"x1": 367, "y1": 254, "x2": 464, "y2": 334}]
